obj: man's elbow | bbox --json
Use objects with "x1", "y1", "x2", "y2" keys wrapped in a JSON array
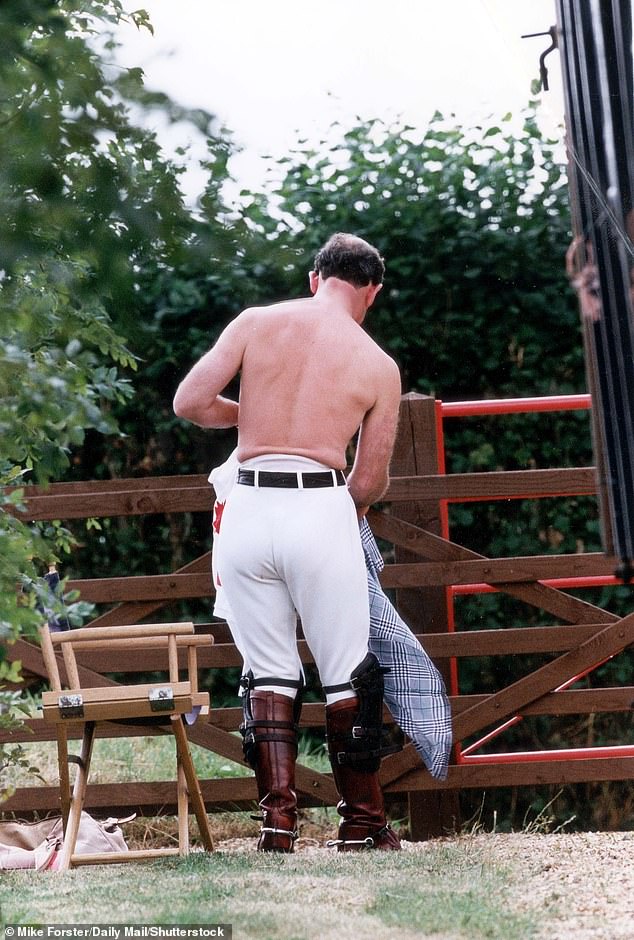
[
  {"x1": 348, "y1": 470, "x2": 389, "y2": 509},
  {"x1": 173, "y1": 386, "x2": 198, "y2": 422},
  {"x1": 366, "y1": 472, "x2": 390, "y2": 506}
]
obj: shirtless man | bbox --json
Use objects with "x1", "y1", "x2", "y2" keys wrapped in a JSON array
[{"x1": 173, "y1": 233, "x2": 402, "y2": 852}]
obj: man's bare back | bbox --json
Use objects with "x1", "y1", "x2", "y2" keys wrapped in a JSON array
[{"x1": 173, "y1": 235, "x2": 402, "y2": 508}]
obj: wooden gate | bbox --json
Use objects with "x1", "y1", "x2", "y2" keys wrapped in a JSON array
[{"x1": 2, "y1": 394, "x2": 633, "y2": 838}]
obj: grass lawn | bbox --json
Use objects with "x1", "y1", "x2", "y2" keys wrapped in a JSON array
[
  {"x1": 2, "y1": 723, "x2": 543, "y2": 938},
  {"x1": 0, "y1": 838, "x2": 540, "y2": 940}
]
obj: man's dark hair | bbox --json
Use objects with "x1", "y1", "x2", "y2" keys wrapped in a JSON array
[{"x1": 313, "y1": 233, "x2": 385, "y2": 287}]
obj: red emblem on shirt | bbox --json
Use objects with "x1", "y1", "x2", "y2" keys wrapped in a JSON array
[{"x1": 213, "y1": 500, "x2": 225, "y2": 534}]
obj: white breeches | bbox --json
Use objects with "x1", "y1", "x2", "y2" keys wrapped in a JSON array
[{"x1": 215, "y1": 455, "x2": 370, "y2": 702}]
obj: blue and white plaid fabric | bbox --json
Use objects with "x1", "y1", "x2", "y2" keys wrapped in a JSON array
[{"x1": 361, "y1": 518, "x2": 453, "y2": 780}]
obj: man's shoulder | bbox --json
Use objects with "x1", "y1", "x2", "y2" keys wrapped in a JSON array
[
  {"x1": 360, "y1": 332, "x2": 400, "y2": 376},
  {"x1": 226, "y1": 304, "x2": 273, "y2": 335},
  {"x1": 237, "y1": 297, "x2": 307, "y2": 322}
]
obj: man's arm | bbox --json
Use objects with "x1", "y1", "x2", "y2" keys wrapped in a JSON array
[
  {"x1": 172, "y1": 315, "x2": 248, "y2": 428},
  {"x1": 346, "y1": 359, "x2": 402, "y2": 512}
]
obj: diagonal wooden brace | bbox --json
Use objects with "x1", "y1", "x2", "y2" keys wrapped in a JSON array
[
  {"x1": 454, "y1": 611, "x2": 634, "y2": 743},
  {"x1": 367, "y1": 509, "x2": 617, "y2": 625},
  {"x1": 380, "y1": 611, "x2": 634, "y2": 787},
  {"x1": 187, "y1": 719, "x2": 339, "y2": 804}
]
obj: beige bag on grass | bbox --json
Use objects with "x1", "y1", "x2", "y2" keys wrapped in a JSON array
[{"x1": 0, "y1": 811, "x2": 133, "y2": 871}]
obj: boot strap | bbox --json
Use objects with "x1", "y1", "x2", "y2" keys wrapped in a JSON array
[
  {"x1": 240, "y1": 674, "x2": 303, "y2": 691},
  {"x1": 242, "y1": 718, "x2": 297, "y2": 731},
  {"x1": 331, "y1": 741, "x2": 400, "y2": 765},
  {"x1": 247, "y1": 731, "x2": 296, "y2": 745},
  {"x1": 323, "y1": 661, "x2": 390, "y2": 694},
  {"x1": 240, "y1": 717, "x2": 298, "y2": 747}
]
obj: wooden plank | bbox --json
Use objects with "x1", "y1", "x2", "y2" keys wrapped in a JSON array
[
  {"x1": 15, "y1": 485, "x2": 213, "y2": 521},
  {"x1": 72, "y1": 848, "x2": 182, "y2": 865},
  {"x1": 42, "y1": 681, "x2": 195, "y2": 704},
  {"x1": 381, "y1": 552, "x2": 616, "y2": 589},
  {"x1": 385, "y1": 467, "x2": 596, "y2": 502},
  {"x1": 70, "y1": 634, "x2": 212, "y2": 652},
  {"x1": 83, "y1": 553, "x2": 213, "y2": 628},
  {"x1": 204, "y1": 688, "x2": 634, "y2": 722},
  {"x1": 6, "y1": 687, "x2": 633, "y2": 748},
  {"x1": 41, "y1": 694, "x2": 207, "y2": 723},
  {"x1": 452, "y1": 687, "x2": 634, "y2": 716},
  {"x1": 368, "y1": 510, "x2": 617, "y2": 625},
  {"x1": 66, "y1": 572, "x2": 213, "y2": 603},
  {"x1": 58, "y1": 624, "x2": 614, "y2": 674},
  {"x1": 384, "y1": 755, "x2": 634, "y2": 791},
  {"x1": 390, "y1": 394, "x2": 451, "y2": 638},
  {"x1": 420, "y1": 623, "x2": 614, "y2": 657},
  {"x1": 8, "y1": 467, "x2": 595, "y2": 514},
  {"x1": 7, "y1": 474, "x2": 208, "y2": 498},
  {"x1": 0, "y1": 718, "x2": 168, "y2": 745},
  {"x1": 72, "y1": 642, "x2": 244, "y2": 672},
  {"x1": 0, "y1": 777, "x2": 336, "y2": 817},
  {"x1": 1, "y1": 779, "x2": 256, "y2": 816},
  {"x1": 5, "y1": 754, "x2": 634, "y2": 817},
  {"x1": 5, "y1": 636, "x2": 233, "y2": 680}
]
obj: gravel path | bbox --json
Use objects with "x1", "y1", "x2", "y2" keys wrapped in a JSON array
[{"x1": 475, "y1": 831, "x2": 634, "y2": 940}]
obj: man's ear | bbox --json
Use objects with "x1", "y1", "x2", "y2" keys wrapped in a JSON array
[
  {"x1": 366, "y1": 282, "x2": 383, "y2": 309},
  {"x1": 309, "y1": 270, "x2": 319, "y2": 295}
]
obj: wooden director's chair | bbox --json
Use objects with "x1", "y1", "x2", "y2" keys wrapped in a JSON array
[{"x1": 39, "y1": 622, "x2": 215, "y2": 870}]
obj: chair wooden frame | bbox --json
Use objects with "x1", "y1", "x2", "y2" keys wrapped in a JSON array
[{"x1": 39, "y1": 621, "x2": 215, "y2": 870}]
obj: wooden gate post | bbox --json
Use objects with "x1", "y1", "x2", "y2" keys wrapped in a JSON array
[{"x1": 390, "y1": 392, "x2": 461, "y2": 839}]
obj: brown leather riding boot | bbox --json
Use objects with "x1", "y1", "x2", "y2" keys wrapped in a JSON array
[
  {"x1": 247, "y1": 690, "x2": 298, "y2": 853},
  {"x1": 326, "y1": 698, "x2": 401, "y2": 852}
]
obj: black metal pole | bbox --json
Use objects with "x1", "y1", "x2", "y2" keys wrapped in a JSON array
[{"x1": 555, "y1": 0, "x2": 634, "y2": 577}]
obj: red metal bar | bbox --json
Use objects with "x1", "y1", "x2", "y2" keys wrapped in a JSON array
[
  {"x1": 434, "y1": 392, "x2": 603, "y2": 768},
  {"x1": 460, "y1": 653, "x2": 616, "y2": 758},
  {"x1": 461, "y1": 716, "x2": 523, "y2": 756},
  {"x1": 461, "y1": 744, "x2": 634, "y2": 764},
  {"x1": 441, "y1": 394, "x2": 591, "y2": 417},
  {"x1": 452, "y1": 575, "x2": 619, "y2": 595}
]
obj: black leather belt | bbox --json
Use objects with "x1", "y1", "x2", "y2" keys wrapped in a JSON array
[{"x1": 237, "y1": 468, "x2": 346, "y2": 488}]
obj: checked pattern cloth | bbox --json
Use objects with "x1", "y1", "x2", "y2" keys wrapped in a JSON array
[{"x1": 361, "y1": 518, "x2": 453, "y2": 780}]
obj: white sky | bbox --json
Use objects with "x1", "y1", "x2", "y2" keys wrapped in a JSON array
[{"x1": 115, "y1": 0, "x2": 564, "y2": 200}]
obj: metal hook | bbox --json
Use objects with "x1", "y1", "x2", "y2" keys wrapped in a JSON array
[{"x1": 521, "y1": 25, "x2": 558, "y2": 91}]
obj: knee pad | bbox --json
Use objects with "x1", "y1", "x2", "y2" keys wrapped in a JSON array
[
  {"x1": 239, "y1": 671, "x2": 303, "y2": 769},
  {"x1": 326, "y1": 652, "x2": 399, "y2": 772}
]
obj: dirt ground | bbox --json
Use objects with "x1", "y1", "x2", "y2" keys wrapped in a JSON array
[{"x1": 482, "y1": 830, "x2": 634, "y2": 940}]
